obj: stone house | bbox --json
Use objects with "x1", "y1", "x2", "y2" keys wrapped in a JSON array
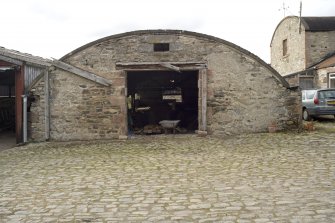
[
  {"x1": 26, "y1": 30, "x2": 301, "y2": 142},
  {"x1": 270, "y1": 16, "x2": 335, "y2": 89}
]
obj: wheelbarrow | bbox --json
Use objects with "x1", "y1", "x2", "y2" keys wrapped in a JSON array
[{"x1": 159, "y1": 120, "x2": 180, "y2": 134}]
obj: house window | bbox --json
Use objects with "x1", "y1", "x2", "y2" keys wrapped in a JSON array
[
  {"x1": 329, "y1": 73, "x2": 335, "y2": 88},
  {"x1": 299, "y1": 77, "x2": 314, "y2": 90},
  {"x1": 283, "y1": 39, "x2": 288, "y2": 56},
  {"x1": 154, "y1": 43, "x2": 169, "y2": 52}
]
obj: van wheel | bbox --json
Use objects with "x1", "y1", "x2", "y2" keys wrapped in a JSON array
[{"x1": 303, "y1": 109, "x2": 311, "y2": 121}]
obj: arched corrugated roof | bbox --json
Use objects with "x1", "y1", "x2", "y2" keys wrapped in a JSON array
[{"x1": 60, "y1": 29, "x2": 289, "y2": 88}]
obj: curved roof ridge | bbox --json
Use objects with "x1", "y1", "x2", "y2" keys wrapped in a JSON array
[
  {"x1": 270, "y1": 16, "x2": 299, "y2": 48},
  {"x1": 60, "y1": 29, "x2": 289, "y2": 88}
]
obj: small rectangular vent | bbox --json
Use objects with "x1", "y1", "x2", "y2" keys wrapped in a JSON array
[
  {"x1": 283, "y1": 39, "x2": 288, "y2": 56},
  {"x1": 154, "y1": 43, "x2": 169, "y2": 52}
]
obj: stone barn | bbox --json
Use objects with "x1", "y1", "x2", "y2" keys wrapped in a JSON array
[{"x1": 29, "y1": 30, "x2": 301, "y2": 142}]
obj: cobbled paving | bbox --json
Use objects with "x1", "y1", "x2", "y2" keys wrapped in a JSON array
[{"x1": 0, "y1": 129, "x2": 334, "y2": 222}]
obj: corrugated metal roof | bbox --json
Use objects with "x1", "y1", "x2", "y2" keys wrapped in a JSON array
[
  {"x1": 0, "y1": 47, "x2": 52, "y2": 92},
  {"x1": 0, "y1": 46, "x2": 111, "y2": 87},
  {"x1": 302, "y1": 17, "x2": 335, "y2": 31},
  {"x1": 0, "y1": 46, "x2": 51, "y2": 67}
]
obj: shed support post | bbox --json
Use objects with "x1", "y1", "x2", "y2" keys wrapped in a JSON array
[
  {"x1": 119, "y1": 70, "x2": 128, "y2": 139},
  {"x1": 15, "y1": 65, "x2": 24, "y2": 144}
]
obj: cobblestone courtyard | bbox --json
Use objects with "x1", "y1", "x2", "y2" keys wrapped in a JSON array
[{"x1": 1, "y1": 121, "x2": 335, "y2": 222}]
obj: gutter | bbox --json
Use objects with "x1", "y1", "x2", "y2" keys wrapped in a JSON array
[{"x1": 45, "y1": 70, "x2": 50, "y2": 140}]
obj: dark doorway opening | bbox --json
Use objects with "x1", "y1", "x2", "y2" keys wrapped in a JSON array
[
  {"x1": 0, "y1": 67, "x2": 16, "y2": 146},
  {"x1": 127, "y1": 70, "x2": 198, "y2": 134}
]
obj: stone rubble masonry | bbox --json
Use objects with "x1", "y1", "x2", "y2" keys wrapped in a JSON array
[
  {"x1": 316, "y1": 67, "x2": 335, "y2": 89},
  {"x1": 30, "y1": 68, "x2": 127, "y2": 141},
  {"x1": 47, "y1": 68, "x2": 126, "y2": 141},
  {"x1": 29, "y1": 31, "x2": 302, "y2": 141},
  {"x1": 29, "y1": 78, "x2": 46, "y2": 141},
  {"x1": 305, "y1": 31, "x2": 335, "y2": 68},
  {"x1": 271, "y1": 17, "x2": 306, "y2": 76}
]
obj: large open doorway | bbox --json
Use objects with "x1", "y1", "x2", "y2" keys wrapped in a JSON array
[
  {"x1": 0, "y1": 66, "x2": 16, "y2": 148},
  {"x1": 127, "y1": 70, "x2": 198, "y2": 134}
]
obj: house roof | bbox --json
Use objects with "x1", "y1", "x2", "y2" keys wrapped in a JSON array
[{"x1": 302, "y1": 17, "x2": 335, "y2": 31}]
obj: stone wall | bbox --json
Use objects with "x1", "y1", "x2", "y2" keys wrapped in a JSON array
[
  {"x1": 305, "y1": 31, "x2": 335, "y2": 68},
  {"x1": 316, "y1": 67, "x2": 335, "y2": 89},
  {"x1": 47, "y1": 68, "x2": 126, "y2": 141},
  {"x1": 30, "y1": 31, "x2": 301, "y2": 141},
  {"x1": 206, "y1": 51, "x2": 301, "y2": 135},
  {"x1": 271, "y1": 17, "x2": 306, "y2": 76},
  {"x1": 29, "y1": 77, "x2": 46, "y2": 141},
  {"x1": 284, "y1": 75, "x2": 299, "y2": 87}
]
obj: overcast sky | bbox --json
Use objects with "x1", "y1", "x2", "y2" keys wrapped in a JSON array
[{"x1": 1, "y1": 0, "x2": 334, "y2": 63}]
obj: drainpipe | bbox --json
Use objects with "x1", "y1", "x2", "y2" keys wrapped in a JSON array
[
  {"x1": 22, "y1": 95, "x2": 27, "y2": 143},
  {"x1": 44, "y1": 70, "x2": 50, "y2": 140}
]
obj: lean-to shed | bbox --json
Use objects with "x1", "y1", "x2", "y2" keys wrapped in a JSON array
[{"x1": 0, "y1": 47, "x2": 50, "y2": 143}]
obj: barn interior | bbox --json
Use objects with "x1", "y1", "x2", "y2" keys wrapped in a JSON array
[
  {"x1": 127, "y1": 70, "x2": 198, "y2": 134},
  {"x1": 0, "y1": 66, "x2": 16, "y2": 145}
]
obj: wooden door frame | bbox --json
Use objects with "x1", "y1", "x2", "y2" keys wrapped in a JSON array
[
  {"x1": 121, "y1": 64, "x2": 208, "y2": 136},
  {"x1": 0, "y1": 59, "x2": 24, "y2": 144},
  {"x1": 15, "y1": 65, "x2": 24, "y2": 144},
  {"x1": 198, "y1": 68, "x2": 207, "y2": 135}
]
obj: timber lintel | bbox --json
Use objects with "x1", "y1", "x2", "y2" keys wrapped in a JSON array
[
  {"x1": 0, "y1": 54, "x2": 23, "y2": 66},
  {"x1": 159, "y1": 62, "x2": 181, "y2": 73},
  {"x1": 116, "y1": 61, "x2": 207, "y2": 71}
]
